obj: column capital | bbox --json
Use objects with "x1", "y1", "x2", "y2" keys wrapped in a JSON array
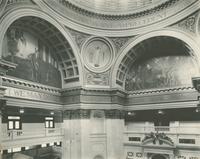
[{"x1": 63, "y1": 109, "x2": 125, "y2": 120}]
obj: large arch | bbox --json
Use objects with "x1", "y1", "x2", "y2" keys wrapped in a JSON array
[
  {"x1": 111, "y1": 28, "x2": 200, "y2": 89},
  {"x1": 0, "y1": 6, "x2": 83, "y2": 88}
]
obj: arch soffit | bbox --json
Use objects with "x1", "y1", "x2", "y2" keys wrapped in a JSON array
[
  {"x1": 0, "y1": 7, "x2": 83, "y2": 86},
  {"x1": 111, "y1": 28, "x2": 200, "y2": 88}
]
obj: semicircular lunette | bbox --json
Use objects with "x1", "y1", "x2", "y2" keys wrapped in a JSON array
[
  {"x1": 2, "y1": 16, "x2": 80, "y2": 88},
  {"x1": 116, "y1": 36, "x2": 199, "y2": 91}
]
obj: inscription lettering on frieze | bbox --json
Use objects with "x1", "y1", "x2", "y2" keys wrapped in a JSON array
[
  {"x1": 71, "y1": 9, "x2": 167, "y2": 29},
  {"x1": 5, "y1": 87, "x2": 60, "y2": 102},
  {"x1": 78, "y1": 11, "x2": 167, "y2": 29},
  {"x1": 118, "y1": 11, "x2": 167, "y2": 29}
]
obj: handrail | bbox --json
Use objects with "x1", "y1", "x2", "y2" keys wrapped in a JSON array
[
  {"x1": 124, "y1": 126, "x2": 200, "y2": 135},
  {"x1": 2, "y1": 128, "x2": 64, "y2": 141}
]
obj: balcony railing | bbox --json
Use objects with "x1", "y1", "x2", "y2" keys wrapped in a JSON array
[
  {"x1": 124, "y1": 126, "x2": 200, "y2": 146},
  {"x1": 125, "y1": 126, "x2": 200, "y2": 134},
  {"x1": 2, "y1": 128, "x2": 64, "y2": 141}
]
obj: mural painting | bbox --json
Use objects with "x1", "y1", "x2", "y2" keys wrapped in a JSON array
[
  {"x1": 125, "y1": 56, "x2": 198, "y2": 91},
  {"x1": 2, "y1": 28, "x2": 61, "y2": 87}
]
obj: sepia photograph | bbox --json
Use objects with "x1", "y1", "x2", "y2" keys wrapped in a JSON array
[{"x1": 0, "y1": 0, "x2": 200, "y2": 159}]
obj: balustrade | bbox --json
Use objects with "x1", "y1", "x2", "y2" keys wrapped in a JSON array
[{"x1": 124, "y1": 126, "x2": 200, "y2": 146}]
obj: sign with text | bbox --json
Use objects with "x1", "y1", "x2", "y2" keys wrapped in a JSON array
[{"x1": 4, "y1": 87, "x2": 61, "y2": 103}]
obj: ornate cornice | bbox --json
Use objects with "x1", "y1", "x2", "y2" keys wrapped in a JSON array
[
  {"x1": 2, "y1": 76, "x2": 61, "y2": 94},
  {"x1": 127, "y1": 86, "x2": 194, "y2": 96},
  {"x1": 57, "y1": 0, "x2": 174, "y2": 19}
]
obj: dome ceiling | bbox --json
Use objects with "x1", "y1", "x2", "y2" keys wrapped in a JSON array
[
  {"x1": 34, "y1": 0, "x2": 200, "y2": 36},
  {"x1": 67, "y1": 0, "x2": 169, "y2": 16}
]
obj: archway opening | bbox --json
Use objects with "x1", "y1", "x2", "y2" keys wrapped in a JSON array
[
  {"x1": 116, "y1": 36, "x2": 199, "y2": 91},
  {"x1": 2, "y1": 16, "x2": 79, "y2": 87},
  {"x1": 152, "y1": 154, "x2": 166, "y2": 159}
]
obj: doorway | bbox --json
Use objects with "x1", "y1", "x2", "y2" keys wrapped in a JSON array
[{"x1": 152, "y1": 154, "x2": 166, "y2": 159}]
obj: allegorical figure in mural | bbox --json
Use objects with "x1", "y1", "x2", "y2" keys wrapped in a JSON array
[
  {"x1": 28, "y1": 48, "x2": 40, "y2": 82},
  {"x1": 7, "y1": 28, "x2": 26, "y2": 62},
  {"x1": 89, "y1": 46, "x2": 105, "y2": 67}
]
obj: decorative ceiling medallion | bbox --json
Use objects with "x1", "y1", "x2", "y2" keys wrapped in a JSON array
[{"x1": 81, "y1": 37, "x2": 114, "y2": 73}]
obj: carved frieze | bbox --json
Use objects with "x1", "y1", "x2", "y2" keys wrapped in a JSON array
[
  {"x1": 171, "y1": 11, "x2": 199, "y2": 34},
  {"x1": 67, "y1": 28, "x2": 90, "y2": 50},
  {"x1": 110, "y1": 37, "x2": 132, "y2": 54},
  {"x1": 86, "y1": 71, "x2": 109, "y2": 86}
]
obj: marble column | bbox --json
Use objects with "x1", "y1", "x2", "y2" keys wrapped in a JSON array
[
  {"x1": 106, "y1": 110, "x2": 124, "y2": 159},
  {"x1": 62, "y1": 109, "x2": 125, "y2": 159},
  {"x1": 62, "y1": 110, "x2": 84, "y2": 159}
]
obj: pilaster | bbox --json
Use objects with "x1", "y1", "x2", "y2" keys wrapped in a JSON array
[
  {"x1": 62, "y1": 109, "x2": 125, "y2": 159},
  {"x1": 0, "y1": 59, "x2": 16, "y2": 158}
]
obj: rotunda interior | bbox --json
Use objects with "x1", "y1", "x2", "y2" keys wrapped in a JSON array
[{"x1": 0, "y1": 0, "x2": 200, "y2": 159}]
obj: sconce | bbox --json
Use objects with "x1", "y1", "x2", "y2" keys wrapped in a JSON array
[
  {"x1": 158, "y1": 110, "x2": 165, "y2": 115},
  {"x1": 19, "y1": 108, "x2": 24, "y2": 114},
  {"x1": 50, "y1": 111, "x2": 54, "y2": 115},
  {"x1": 127, "y1": 111, "x2": 136, "y2": 116}
]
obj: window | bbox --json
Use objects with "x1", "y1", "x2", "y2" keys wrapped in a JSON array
[
  {"x1": 154, "y1": 120, "x2": 170, "y2": 131},
  {"x1": 179, "y1": 138, "x2": 195, "y2": 144},
  {"x1": 45, "y1": 117, "x2": 54, "y2": 128},
  {"x1": 7, "y1": 116, "x2": 21, "y2": 130},
  {"x1": 129, "y1": 137, "x2": 141, "y2": 142}
]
